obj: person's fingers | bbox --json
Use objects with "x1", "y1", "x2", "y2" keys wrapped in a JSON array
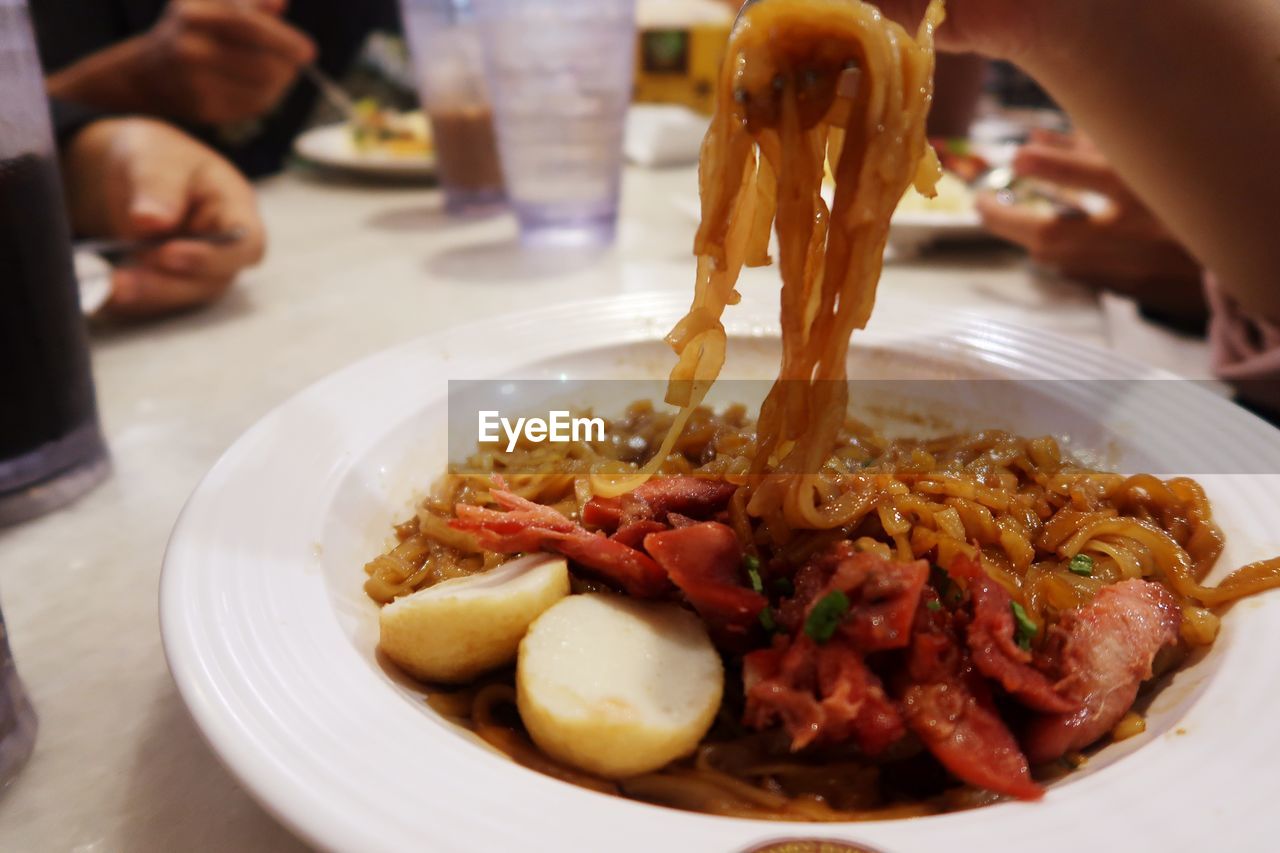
[
  {"x1": 976, "y1": 193, "x2": 1094, "y2": 261},
  {"x1": 137, "y1": 234, "x2": 258, "y2": 283},
  {"x1": 1013, "y1": 144, "x2": 1123, "y2": 197},
  {"x1": 202, "y1": 65, "x2": 293, "y2": 118},
  {"x1": 251, "y1": 0, "x2": 289, "y2": 15},
  {"x1": 185, "y1": 160, "x2": 268, "y2": 266},
  {"x1": 120, "y1": 144, "x2": 193, "y2": 237},
  {"x1": 171, "y1": 28, "x2": 299, "y2": 89},
  {"x1": 107, "y1": 266, "x2": 233, "y2": 317},
  {"x1": 975, "y1": 193, "x2": 1050, "y2": 248},
  {"x1": 174, "y1": 0, "x2": 315, "y2": 64}
]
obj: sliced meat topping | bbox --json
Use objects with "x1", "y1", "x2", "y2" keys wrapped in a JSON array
[
  {"x1": 743, "y1": 633, "x2": 905, "y2": 754},
  {"x1": 582, "y1": 477, "x2": 737, "y2": 530},
  {"x1": 452, "y1": 486, "x2": 670, "y2": 597},
  {"x1": 643, "y1": 522, "x2": 766, "y2": 640},
  {"x1": 899, "y1": 596, "x2": 1043, "y2": 800},
  {"x1": 1023, "y1": 578, "x2": 1181, "y2": 764},
  {"x1": 779, "y1": 543, "x2": 927, "y2": 651},
  {"x1": 958, "y1": 559, "x2": 1077, "y2": 714}
]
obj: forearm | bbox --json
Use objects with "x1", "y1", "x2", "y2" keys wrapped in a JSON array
[
  {"x1": 1024, "y1": 0, "x2": 1280, "y2": 322},
  {"x1": 46, "y1": 37, "x2": 155, "y2": 115}
]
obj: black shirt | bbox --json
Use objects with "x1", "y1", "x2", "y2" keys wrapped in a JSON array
[{"x1": 30, "y1": 0, "x2": 401, "y2": 177}]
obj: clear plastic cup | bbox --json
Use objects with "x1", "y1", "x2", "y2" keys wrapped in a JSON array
[
  {"x1": 474, "y1": 0, "x2": 638, "y2": 247},
  {"x1": 400, "y1": 0, "x2": 507, "y2": 215}
]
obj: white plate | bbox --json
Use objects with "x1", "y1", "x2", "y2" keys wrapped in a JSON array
[
  {"x1": 293, "y1": 121, "x2": 436, "y2": 180},
  {"x1": 161, "y1": 292, "x2": 1280, "y2": 852}
]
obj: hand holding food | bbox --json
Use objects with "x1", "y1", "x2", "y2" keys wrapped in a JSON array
[
  {"x1": 47, "y1": 0, "x2": 316, "y2": 125},
  {"x1": 872, "y1": 0, "x2": 1280, "y2": 324},
  {"x1": 60, "y1": 117, "x2": 266, "y2": 316},
  {"x1": 978, "y1": 130, "x2": 1206, "y2": 323}
]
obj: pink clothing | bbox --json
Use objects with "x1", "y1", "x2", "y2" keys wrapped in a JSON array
[{"x1": 1207, "y1": 276, "x2": 1280, "y2": 412}]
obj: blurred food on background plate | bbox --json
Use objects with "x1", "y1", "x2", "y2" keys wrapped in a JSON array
[
  {"x1": 931, "y1": 137, "x2": 990, "y2": 183},
  {"x1": 822, "y1": 137, "x2": 989, "y2": 223},
  {"x1": 896, "y1": 170, "x2": 975, "y2": 216},
  {"x1": 350, "y1": 100, "x2": 433, "y2": 158},
  {"x1": 894, "y1": 138, "x2": 988, "y2": 216}
]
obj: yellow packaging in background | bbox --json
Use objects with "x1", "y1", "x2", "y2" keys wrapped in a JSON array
[{"x1": 633, "y1": 2, "x2": 732, "y2": 115}]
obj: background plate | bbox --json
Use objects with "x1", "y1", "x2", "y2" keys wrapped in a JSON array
[{"x1": 293, "y1": 122, "x2": 436, "y2": 180}]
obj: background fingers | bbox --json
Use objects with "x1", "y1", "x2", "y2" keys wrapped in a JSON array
[
  {"x1": 108, "y1": 266, "x2": 233, "y2": 316},
  {"x1": 1013, "y1": 144, "x2": 1121, "y2": 196}
]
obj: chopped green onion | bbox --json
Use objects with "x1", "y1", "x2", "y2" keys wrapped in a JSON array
[
  {"x1": 926, "y1": 599, "x2": 942, "y2": 612},
  {"x1": 746, "y1": 563, "x2": 765, "y2": 595},
  {"x1": 744, "y1": 554, "x2": 761, "y2": 573},
  {"x1": 930, "y1": 564, "x2": 964, "y2": 607},
  {"x1": 772, "y1": 577, "x2": 794, "y2": 597},
  {"x1": 804, "y1": 590, "x2": 851, "y2": 644},
  {"x1": 1010, "y1": 601, "x2": 1038, "y2": 650},
  {"x1": 759, "y1": 606, "x2": 777, "y2": 633},
  {"x1": 1068, "y1": 554, "x2": 1095, "y2": 576}
]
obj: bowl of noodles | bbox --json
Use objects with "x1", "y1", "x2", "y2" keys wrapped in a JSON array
[{"x1": 163, "y1": 1, "x2": 1280, "y2": 849}]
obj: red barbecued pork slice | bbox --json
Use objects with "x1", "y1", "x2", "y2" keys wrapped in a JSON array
[
  {"x1": 1022, "y1": 578, "x2": 1181, "y2": 764},
  {"x1": 582, "y1": 477, "x2": 737, "y2": 530},
  {"x1": 829, "y1": 550, "x2": 929, "y2": 651},
  {"x1": 743, "y1": 634, "x2": 905, "y2": 754},
  {"x1": 900, "y1": 595, "x2": 1043, "y2": 800},
  {"x1": 779, "y1": 543, "x2": 928, "y2": 651},
  {"x1": 610, "y1": 520, "x2": 667, "y2": 550},
  {"x1": 739, "y1": 547, "x2": 935, "y2": 754},
  {"x1": 451, "y1": 485, "x2": 670, "y2": 597},
  {"x1": 953, "y1": 557, "x2": 1077, "y2": 713},
  {"x1": 643, "y1": 522, "x2": 766, "y2": 640}
]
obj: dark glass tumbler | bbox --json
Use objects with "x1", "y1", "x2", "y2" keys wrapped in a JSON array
[{"x1": 0, "y1": 0, "x2": 108, "y2": 526}]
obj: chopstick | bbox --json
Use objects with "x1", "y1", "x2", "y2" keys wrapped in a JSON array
[
  {"x1": 302, "y1": 63, "x2": 357, "y2": 119},
  {"x1": 75, "y1": 227, "x2": 247, "y2": 261}
]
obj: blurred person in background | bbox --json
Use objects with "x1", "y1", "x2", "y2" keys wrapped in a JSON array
[
  {"x1": 871, "y1": 0, "x2": 1280, "y2": 414},
  {"x1": 53, "y1": 105, "x2": 267, "y2": 316},
  {"x1": 34, "y1": 0, "x2": 400, "y2": 177}
]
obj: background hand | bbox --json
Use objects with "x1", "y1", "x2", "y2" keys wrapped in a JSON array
[
  {"x1": 134, "y1": 0, "x2": 315, "y2": 124},
  {"x1": 62, "y1": 118, "x2": 267, "y2": 317},
  {"x1": 977, "y1": 130, "x2": 1206, "y2": 324}
]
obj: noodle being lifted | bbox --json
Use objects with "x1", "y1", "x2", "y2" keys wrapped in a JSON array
[
  {"x1": 596, "y1": 0, "x2": 945, "y2": 512},
  {"x1": 362, "y1": 0, "x2": 1280, "y2": 821}
]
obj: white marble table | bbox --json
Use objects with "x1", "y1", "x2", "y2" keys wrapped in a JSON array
[{"x1": 0, "y1": 164, "x2": 1206, "y2": 852}]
